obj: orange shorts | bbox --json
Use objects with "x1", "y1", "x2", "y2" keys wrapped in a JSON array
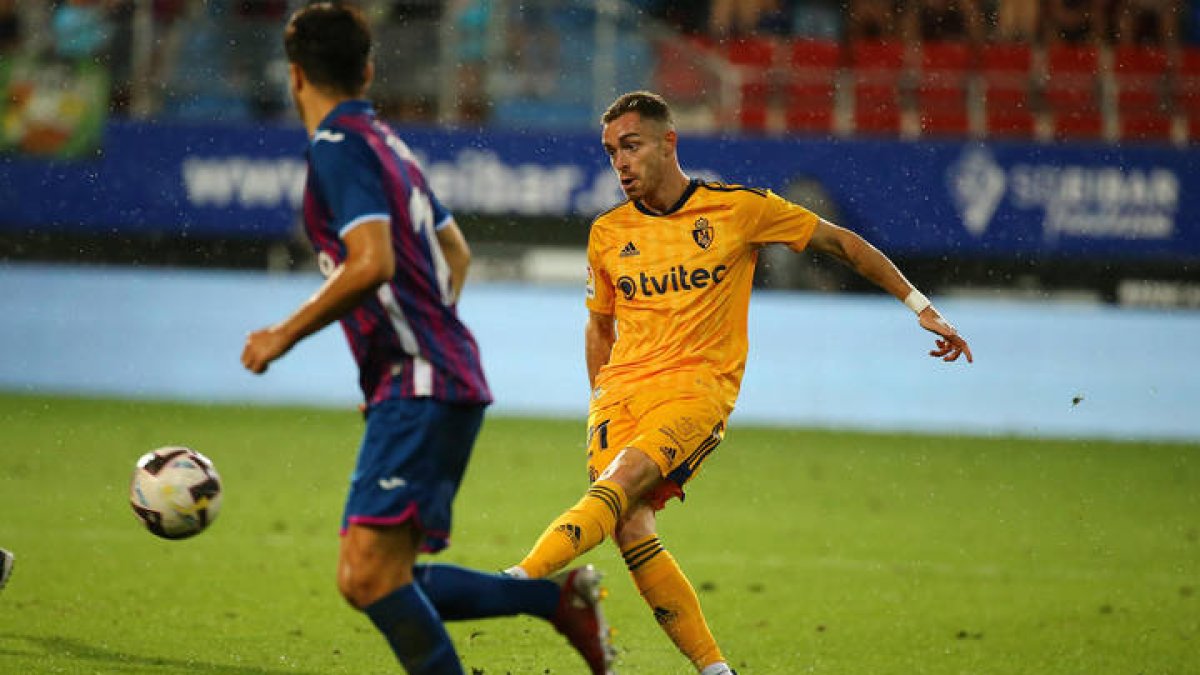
[{"x1": 586, "y1": 390, "x2": 727, "y2": 510}]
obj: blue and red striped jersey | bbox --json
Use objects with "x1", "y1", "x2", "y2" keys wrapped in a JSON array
[{"x1": 302, "y1": 100, "x2": 491, "y2": 407}]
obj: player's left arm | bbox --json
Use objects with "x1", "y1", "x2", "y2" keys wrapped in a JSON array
[
  {"x1": 805, "y1": 218, "x2": 973, "y2": 363},
  {"x1": 435, "y1": 217, "x2": 471, "y2": 305},
  {"x1": 242, "y1": 218, "x2": 394, "y2": 374}
]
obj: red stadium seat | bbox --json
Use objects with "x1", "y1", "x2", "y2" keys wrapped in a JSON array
[
  {"x1": 1044, "y1": 44, "x2": 1100, "y2": 110},
  {"x1": 848, "y1": 40, "x2": 906, "y2": 136},
  {"x1": 1044, "y1": 44, "x2": 1103, "y2": 142},
  {"x1": 917, "y1": 41, "x2": 973, "y2": 137},
  {"x1": 1175, "y1": 47, "x2": 1200, "y2": 142},
  {"x1": 723, "y1": 37, "x2": 778, "y2": 133},
  {"x1": 654, "y1": 36, "x2": 715, "y2": 104},
  {"x1": 988, "y1": 110, "x2": 1037, "y2": 138},
  {"x1": 980, "y1": 43, "x2": 1034, "y2": 139},
  {"x1": 783, "y1": 38, "x2": 840, "y2": 134},
  {"x1": 1113, "y1": 46, "x2": 1171, "y2": 143},
  {"x1": 1119, "y1": 111, "x2": 1174, "y2": 143},
  {"x1": 1053, "y1": 109, "x2": 1104, "y2": 141},
  {"x1": 1114, "y1": 46, "x2": 1168, "y2": 110}
]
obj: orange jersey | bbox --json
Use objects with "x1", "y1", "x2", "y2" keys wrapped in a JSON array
[{"x1": 586, "y1": 179, "x2": 819, "y2": 411}]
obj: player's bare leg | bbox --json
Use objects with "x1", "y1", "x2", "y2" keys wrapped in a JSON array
[
  {"x1": 616, "y1": 502, "x2": 732, "y2": 673},
  {"x1": 339, "y1": 523, "x2": 463, "y2": 674}
]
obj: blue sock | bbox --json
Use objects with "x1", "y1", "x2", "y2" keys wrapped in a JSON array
[
  {"x1": 363, "y1": 583, "x2": 463, "y2": 675},
  {"x1": 415, "y1": 563, "x2": 559, "y2": 621}
]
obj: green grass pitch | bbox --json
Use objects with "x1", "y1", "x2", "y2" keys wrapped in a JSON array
[{"x1": 0, "y1": 393, "x2": 1196, "y2": 674}]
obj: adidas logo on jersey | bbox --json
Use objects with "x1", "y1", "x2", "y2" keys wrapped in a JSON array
[{"x1": 619, "y1": 241, "x2": 640, "y2": 257}]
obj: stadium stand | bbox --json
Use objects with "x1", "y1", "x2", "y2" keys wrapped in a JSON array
[
  {"x1": 1044, "y1": 43, "x2": 1105, "y2": 141},
  {"x1": 980, "y1": 42, "x2": 1037, "y2": 139},
  {"x1": 847, "y1": 39, "x2": 906, "y2": 136},
  {"x1": 1113, "y1": 44, "x2": 1173, "y2": 143},
  {"x1": 1176, "y1": 46, "x2": 1200, "y2": 142},
  {"x1": 723, "y1": 36, "x2": 777, "y2": 133},
  {"x1": 916, "y1": 40, "x2": 975, "y2": 137},
  {"x1": 784, "y1": 38, "x2": 841, "y2": 134}
]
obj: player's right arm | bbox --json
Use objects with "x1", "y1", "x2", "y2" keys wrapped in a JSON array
[
  {"x1": 244, "y1": 130, "x2": 395, "y2": 375},
  {"x1": 242, "y1": 218, "x2": 393, "y2": 374},
  {"x1": 585, "y1": 311, "x2": 616, "y2": 389},
  {"x1": 584, "y1": 221, "x2": 617, "y2": 390}
]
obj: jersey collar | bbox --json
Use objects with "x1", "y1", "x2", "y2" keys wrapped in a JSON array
[
  {"x1": 633, "y1": 178, "x2": 701, "y2": 217},
  {"x1": 314, "y1": 99, "x2": 375, "y2": 136}
]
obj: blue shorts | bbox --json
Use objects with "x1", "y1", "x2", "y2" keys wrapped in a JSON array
[{"x1": 341, "y1": 398, "x2": 486, "y2": 553}]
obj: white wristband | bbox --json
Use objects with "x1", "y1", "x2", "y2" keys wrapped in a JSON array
[{"x1": 903, "y1": 289, "x2": 931, "y2": 314}]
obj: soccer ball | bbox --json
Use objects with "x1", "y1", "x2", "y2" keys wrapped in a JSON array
[{"x1": 129, "y1": 446, "x2": 223, "y2": 540}]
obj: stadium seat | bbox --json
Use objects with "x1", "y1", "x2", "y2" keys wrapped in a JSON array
[
  {"x1": 1189, "y1": 115, "x2": 1200, "y2": 144},
  {"x1": 723, "y1": 37, "x2": 778, "y2": 133},
  {"x1": 1044, "y1": 44, "x2": 1100, "y2": 109},
  {"x1": 1114, "y1": 46, "x2": 1168, "y2": 110},
  {"x1": 848, "y1": 40, "x2": 906, "y2": 136},
  {"x1": 654, "y1": 37, "x2": 715, "y2": 104},
  {"x1": 1044, "y1": 44, "x2": 1103, "y2": 141},
  {"x1": 1113, "y1": 45, "x2": 1172, "y2": 143},
  {"x1": 783, "y1": 38, "x2": 840, "y2": 134},
  {"x1": 980, "y1": 43, "x2": 1034, "y2": 139},
  {"x1": 1174, "y1": 47, "x2": 1200, "y2": 143},
  {"x1": 1119, "y1": 111, "x2": 1174, "y2": 143},
  {"x1": 916, "y1": 41, "x2": 974, "y2": 137},
  {"x1": 1053, "y1": 109, "x2": 1105, "y2": 141}
]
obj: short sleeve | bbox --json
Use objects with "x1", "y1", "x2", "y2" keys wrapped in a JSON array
[
  {"x1": 430, "y1": 190, "x2": 454, "y2": 230},
  {"x1": 585, "y1": 227, "x2": 614, "y2": 314},
  {"x1": 310, "y1": 131, "x2": 391, "y2": 237},
  {"x1": 747, "y1": 189, "x2": 819, "y2": 251}
]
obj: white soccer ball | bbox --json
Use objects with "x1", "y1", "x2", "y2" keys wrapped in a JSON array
[{"x1": 129, "y1": 446, "x2": 223, "y2": 540}]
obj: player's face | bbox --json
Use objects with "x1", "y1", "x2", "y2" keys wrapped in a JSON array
[{"x1": 602, "y1": 112, "x2": 672, "y2": 202}]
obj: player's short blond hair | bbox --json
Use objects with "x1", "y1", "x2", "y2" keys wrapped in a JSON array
[{"x1": 602, "y1": 91, "x2": 673, "y2": 128}]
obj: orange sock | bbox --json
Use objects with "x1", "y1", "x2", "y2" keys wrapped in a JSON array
[
  {"x1": 622, "y1": 535, "x2": 724, "y2": 671},
  {"x1": 516, "y1": 480, "x2": 627, "y2": 578}
]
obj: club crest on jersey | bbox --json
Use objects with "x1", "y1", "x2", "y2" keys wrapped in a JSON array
[
  {"x1": 692, "y1": 217, "x2": 713, "y2": 249},
  {"x1": 317, "y1": 250, "x2": 338, "y2": 278}
]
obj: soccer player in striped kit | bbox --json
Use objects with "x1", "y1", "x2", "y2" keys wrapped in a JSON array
[{"x1": 241, "y1": 5, "x2": 614, "y2": 673}]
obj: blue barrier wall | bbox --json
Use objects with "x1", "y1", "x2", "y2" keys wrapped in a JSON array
[
  {"x1": 1, "y1": 121, "x2": 1197, "y2": 260},
  {"x1": 2, "y1": 263, "x2": 1197, "y2": 442}
]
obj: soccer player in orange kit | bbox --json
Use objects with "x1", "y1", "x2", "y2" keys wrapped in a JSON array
[{"x1": 504, "y1": 91, "x2": 973, "y2": 674}]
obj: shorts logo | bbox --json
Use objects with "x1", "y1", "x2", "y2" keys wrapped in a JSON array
[
  {"x1": 556, "y1": 523, "x2": 583, "y2": 550},
  {"x1": 692, "y1": 217, "x2": 713, "y2": 249},
  {"x1": 378, "y1": 477, "x2": 407, "y2": 490},
  {"x1": 674, "y1": 416, "x2": 702, "y2": 440}
]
